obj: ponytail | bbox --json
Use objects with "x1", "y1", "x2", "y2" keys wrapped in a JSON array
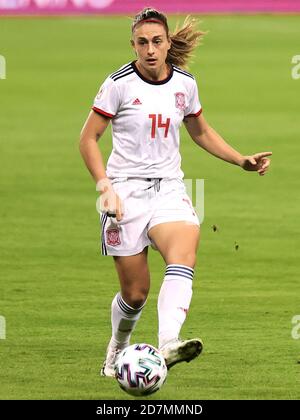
[{"x1": 167, "y1": 16, "x2": 205, "y2": 69}]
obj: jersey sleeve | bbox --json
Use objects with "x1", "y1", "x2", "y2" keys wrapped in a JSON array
[
  {"x1": 92, "y1": 77, "x2": 120, "y2": 118},
  {"x1": 184, "y1": 79, "x2": 202, "y2": 118}
]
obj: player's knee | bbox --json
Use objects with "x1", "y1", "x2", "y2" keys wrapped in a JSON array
[
  {"x1": 123, "y1": 289, "x2": 149, "y2": 309},
  {"x1": 167, "y1": 251, "x2": 197, "y2": 269}
]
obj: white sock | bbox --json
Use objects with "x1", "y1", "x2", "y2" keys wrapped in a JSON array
[
  {"x1": 109, "y1": 292, "x2": 145, "y2": 349},
  {"x1": 158, "y1": 264, "x2": 194, "y2": 349}
]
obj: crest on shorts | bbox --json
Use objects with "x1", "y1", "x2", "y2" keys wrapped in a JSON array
[
  {"x1": 175, "y1": 92, "x2": 186, "y2": 110},
  {"x1": 106, "y1": 229, "x2": 121, "y2": 246}
]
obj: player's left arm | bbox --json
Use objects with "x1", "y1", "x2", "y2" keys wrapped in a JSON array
[{"x1": 184, "y1": 113, "x2": 272, "y2": 176}]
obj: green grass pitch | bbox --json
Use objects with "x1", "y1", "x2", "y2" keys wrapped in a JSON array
[{"x1": 0, "y1": 14, "x2": 300, "y2": 400}]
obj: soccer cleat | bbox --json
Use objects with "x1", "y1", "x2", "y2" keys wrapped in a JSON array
[
  {"x1": 160, "y1": 338, "x2": 203, "y2": 369},
  {"x1": 100, "y1": 345, "x2": 122, "y2": 378}
]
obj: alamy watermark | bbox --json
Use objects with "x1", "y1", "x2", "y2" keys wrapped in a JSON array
[
  {"x1": 291, "y1": 315, "x2": 300, "y2": 340},
  {"x1": 96, "y1": 178, "x2": 205, "y2": 224},
  {"x1": 0, "y1": 315, "x2": 6, "y2": 339},
  {"x1": 291, "y1": 55, "x2": 300, "y2": 80},
  {"x1": 0, "y1": 55, "x2": 6, "y2": 80},
  {"x1": 184, "y1": 178, "x2": 205, "y2": 224}
]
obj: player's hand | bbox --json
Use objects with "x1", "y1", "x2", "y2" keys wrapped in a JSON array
[
  {"x1": 96, "y1": 178, "x2": 124, "y2": 221},
  {"x1": 240, "y1": 152, "x2": 272, "y2": 176}
]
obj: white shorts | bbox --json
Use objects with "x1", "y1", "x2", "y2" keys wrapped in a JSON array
[{"x1": 100, "y1": 177, "x2": 199, "y2": 256}]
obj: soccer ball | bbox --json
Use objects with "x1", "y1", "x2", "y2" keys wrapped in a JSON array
[{"x1": 115, "y1": 343, "x2": 167, "y2": 396}]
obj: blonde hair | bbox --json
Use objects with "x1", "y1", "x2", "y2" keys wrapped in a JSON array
[
  {"x1": 132, "y1": 8, "x2": 205, "y2": 70},
  {"x1": 168, "y1": 16, "x2": 205, "y2": 70}
]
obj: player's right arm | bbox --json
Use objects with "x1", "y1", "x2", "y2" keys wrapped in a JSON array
[
  {"x1": 79, "y1": 111, "x2": 123, "y2": 221},
  {"x1": 79, "y1": 110, "x2": 110, "y2": 182}
]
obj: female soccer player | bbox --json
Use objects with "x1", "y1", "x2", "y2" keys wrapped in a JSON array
[{"x1": 79, "y1": 8, "x2": 272, "y2": 377}]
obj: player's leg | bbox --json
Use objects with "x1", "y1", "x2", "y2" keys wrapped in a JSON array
[
  {"x1": 111, "y1": 247, "x2": 150, "y2": 349},
  {"x1": 101, "y1": 247, "x2": 150, "y2": 377},
  {"x1": 148, "y1": 221, "x2": 203, "y2": 368},
  {"x1": 114, "y1": 247, "x2": 150, "y2": 309}
]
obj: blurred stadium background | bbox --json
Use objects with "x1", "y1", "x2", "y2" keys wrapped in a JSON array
[{"x1": 0, "y1": 0, "x2": 300, "y2": 400}]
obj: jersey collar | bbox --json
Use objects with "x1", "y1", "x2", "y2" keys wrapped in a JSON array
[{"x1": 131, "y1": 61, "x2": 173, "y2": 85}]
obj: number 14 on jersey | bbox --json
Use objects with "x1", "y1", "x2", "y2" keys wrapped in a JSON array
[{"x1": 149, "y1": 114, "x2": 170, "y2": 139}]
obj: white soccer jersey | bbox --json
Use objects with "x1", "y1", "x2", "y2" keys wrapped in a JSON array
[{"x1": 92, "y1": 61, "x2": 202, "y2": 179}]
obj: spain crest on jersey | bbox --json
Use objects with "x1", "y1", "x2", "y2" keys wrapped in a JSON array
[{"x1": 175, "y1": 92, "x2": 186, "y2": 110}]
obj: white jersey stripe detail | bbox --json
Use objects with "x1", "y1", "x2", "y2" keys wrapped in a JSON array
[
  {"x1": 110, "y1": 63, "x2": 132, "y2": 78},
  {"x1": 112, "y1": 70, "x2": 135, "y2": 81},
  {"x1": 173, "y1": 67, "x2": 194, "y2": 79}
]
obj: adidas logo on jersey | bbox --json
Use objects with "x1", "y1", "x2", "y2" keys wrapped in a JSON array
[{"x1": 132, "y1": 98, "x2": 142, "y2": 105}]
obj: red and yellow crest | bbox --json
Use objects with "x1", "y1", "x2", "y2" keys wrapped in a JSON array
[
  {"x1": 175, "y1": 92, "x2": 186, "y2": 110},
  {"x1": 106, "y1": 229, "x2": 121, "y2": 246}
]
